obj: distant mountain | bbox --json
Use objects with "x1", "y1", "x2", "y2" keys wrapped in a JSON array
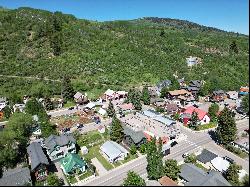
[{"x1": 0, "y1": 7, "x2": 249, "y2": 99}]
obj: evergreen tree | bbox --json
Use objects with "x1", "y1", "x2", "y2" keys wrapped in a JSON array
[
  {"x1": 160, "y1": 87, "x2": 169, "y2": 98},
  {"x1": 164, "y1": 159, "x2": 181, "y2": 181},
  {"x1": 229, "y1": 41, "x2": 239, "y2": 54},
  {"x1": 44, "y1": 97, "x2": 54, "y2": 111},
  {"x1": 216, "y1": 107, "x2": 237, "y2": 145},
  {"x1": 208, "y1": 103, "x2": 219, "y2": 122},
  {"x1": 25, "y1": 98, "x2": 46, "y2": 116},
  {"x1": 225, "y1": 163, "x2": 241, "y2": 186},
  {"x1": 107, "y1": 101, "x2": 115, "y2": 117},
  {"x1": 62, "y1": 76, "x2": 75, "y2": 100},
  {"x1": 2, "y1": 105, "x2": 12, "y2": 119},
  {"x1": 123, "y1": 171, "x2": 146, "y2": 186},
  {"x1": 110, "y1": 116, "x2": 124, "y2": 143},
  {"x1": 133, "y1": 91, "x2": 142, "y2": 110},
  {"x1": 146, "y1": 137, "x2": 164, "y2": 180},
  {"x1": 141, "y1": 86, "x2": 150, "y2": 105},
  {"x1": 241, "y1": 94, "x2": 249, "y2": 114},
  {"x1": 189, "y1": 111, "x2": 199, "y2": 129}
]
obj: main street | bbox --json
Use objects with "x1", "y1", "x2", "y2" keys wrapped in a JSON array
[{"x1": 81, "y1": 119, "x2": 249, "y2": 186}]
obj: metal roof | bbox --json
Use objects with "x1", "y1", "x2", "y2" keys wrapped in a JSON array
[
  {"x1": 153, "y1": 116, "x2": 176, "y2": 126},
  {"x1": 197, "y1": 149, "x2": 218, "y2": 164},
  {"x1": 100, "y1": 141, "x2": 128, "y2": 161}
]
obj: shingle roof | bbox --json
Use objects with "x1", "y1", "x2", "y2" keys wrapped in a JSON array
[
  {"x1": 60, "y1": 153, "x2": 86, "y2": 173},
  {"x1": 168, "y1": 89, "x2": 191, "y2": 96},
  {"x1": 44, "y1": 134, "x2": 76, "y2": 153},
  {"x1": 123, "y1": 126, "x2": 146, "y2": 144},
  {"x1": 180, "y1": 163, "x2": 231, "y2": 186},
  {"x1": 165, "y1": 104, "x2": 178, "y2": 112},
  {"x1": 197, "y1": 149, "x2": 218, "y2": 164},
  {"x1": 27, "y1": 142, "x2": 49, "y2": 171},
  {"x1": 0, "y1": 167, "x2": 31, "y2": 186}
]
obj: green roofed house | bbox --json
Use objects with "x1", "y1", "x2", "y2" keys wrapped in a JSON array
[{"x1": 60, "y1": 153, "x2": 87, "y2": 175}]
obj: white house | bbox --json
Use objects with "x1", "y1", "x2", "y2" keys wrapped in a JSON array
[
  {"x1": 44, "y1": 134, "x2": 76, "y2": 161},
  {"x1": 182, "y1": 106, "x2": 210, "y2": 125},
  {"x1": 100, "y1": 141, "x2": 129, "y2": 163},
  {"x1": 226, "y1": 91, "x2": 239, "y2": 100}
]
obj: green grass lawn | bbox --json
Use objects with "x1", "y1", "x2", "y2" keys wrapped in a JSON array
[
  {"x1": 84, "y1": 145, "x2": 114, "y2": 171},
  {"x1": 79, "y1": 170, "x2": 94, "y2": 181},
  {"x1": 195, "y1": 163, "x2": 208, "y2": 171},
  {"x1": 64, "y1": 100, "x2": 76, "y2": 108},
  {"x1": 113, "y1": 161, "x2": 122, "y2": 167},
  {"x1": 195, "y1": 122, "x2": 217, "y2": 131},
  {"x1": 121, "y1": 154, "x2": 138, "y2": 164},
  {"x1": 67, "y1": 175, "x2": 78, "y2": 184}
]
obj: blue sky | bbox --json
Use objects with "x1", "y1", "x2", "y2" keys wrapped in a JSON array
[{"x1": 0, "y1": 0, "x2": 249, "y2": 34}]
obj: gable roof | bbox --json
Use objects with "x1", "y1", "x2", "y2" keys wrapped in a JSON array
[
  {"x1": 74, "y1": 92, "x2": 83, "y2": 99},
  {"x1": 123, "y1": 126, "x2": 146, "y2": 144},
  {"x1": 27, "y1": 142, "x2": 49, "y2": 171},
  {"x1": 118, "y1": 103, "x2": 134, "y2": 110},
  {"x1": 189, "y1": 80, "x2": 202, "y2": 88},
  {"x1": 44, "y1": 134, "x2": 76, "y2": 153},
  {"x1": 212, "y1": 90, "x2": 225, "y2": 95},
  {"x1": 168, "y1": 89, "x2": 191, "y2": 96},
  {"x1": 60, "y1": 153, "x2": 86, "y2": 173},
  {"x1": 100, "y1": 141, "x2": 128, "y2": 161},
  {"x1": 197, "y1": 149, "x2": 218, "y2": 164},
  {"x1": 184, "y1": 106, "x2": 207, "y2": 120},
  {"x1": 153, "y1": 116, "x2": 176, "y2": 126},
  {"x1": 0, "y1": 167, "x2": 31, "y2": 186},
  {"x1": 180, "y1": 163, "x2": 207, "y2": 182}
]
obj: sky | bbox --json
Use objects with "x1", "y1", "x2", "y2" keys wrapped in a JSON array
[{"x1": 0, "y1": 0, "x2": 249, "y2": 35}]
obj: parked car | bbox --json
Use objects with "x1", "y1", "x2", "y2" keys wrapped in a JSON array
[
  {"x1": 223, "y1": 156, "x2": 234, "y2": 164},
  {"x1": 68, "y1": 107, "x2": 74, "y2": 110},
  {"x1": 182, "y1": 153, "x2": 190, "y2": 158},
  {"x1": 170, "y1": 141, "x2": 178, "y2": 147},
  {"x1": 77, "y1": 124, "x2": 84, "y2": 129}
]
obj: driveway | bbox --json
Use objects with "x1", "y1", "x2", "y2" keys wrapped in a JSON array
[
  {"x1": 54, "y1": 161, "x2": 69, "y2": 186},
  {"x1": 91, "y1": 158, "x2": 108, "y2": 176}
]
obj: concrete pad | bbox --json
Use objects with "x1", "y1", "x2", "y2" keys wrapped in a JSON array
[{"x1": 91, "y1": 157, "x2": 108, "y2": 176}]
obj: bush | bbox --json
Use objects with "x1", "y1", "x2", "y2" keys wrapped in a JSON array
[
  {"x1": 139, "y1": 144, "x2": 146, "y2": 154},
  {"x1": 156, "y1": 107, "x2": 165, "y2": 113},
  {"x1": 225, "y1": 144, "x2": 248, "y2": 158}
]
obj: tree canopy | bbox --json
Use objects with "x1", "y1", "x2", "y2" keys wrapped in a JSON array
[
  {"x1": 123, "y1": 171, "x2": 146, "y2": 186},
  {"x1": 163, "y1": 159, "x2": 180, "y2": 181},
  {"x1": 110, "y1": 116, "x2": 124, "y2": 143}
]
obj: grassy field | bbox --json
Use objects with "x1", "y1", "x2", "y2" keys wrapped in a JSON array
[
  {"x1": 64, "y1": 100, "x2": 76, "y2": 108},
  {"x1": 194, "y1": 122, "x2": 217, "y2": 131},
  {"x1": 121, "y1": 154, "x2": 138, "y2": 164},
  {"x1": 79, "y1": 170, "x2": 94, "y2": 181}
]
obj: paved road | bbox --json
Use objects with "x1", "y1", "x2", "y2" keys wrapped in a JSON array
[{"x1": 81, "y1": 119, "x2": 249, "y2": 186}]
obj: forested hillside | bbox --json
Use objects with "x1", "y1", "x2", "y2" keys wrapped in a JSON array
[{"x1": 0, "y1": 7, "x2": 249, "y2": 99}]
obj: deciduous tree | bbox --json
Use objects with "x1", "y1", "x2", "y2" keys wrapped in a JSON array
[
  {"x1": 208, "y1": 103, "x2": 219, "y2": 122},
  {"x1": 141, "y1": 86, "x2": 150, "y2": 105},
  {"x1": 123, "y1": 171, "x2": 146, "y2": 186}
]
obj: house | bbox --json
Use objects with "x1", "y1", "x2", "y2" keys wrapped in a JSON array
[
  {"x1": 196, "y1": 149, "x2": 218, "y2": 169},
  {"x1": 159, "y1": 176, "x2": 178, "y2": 186},
  {"x1": 181, "y1": 106, "x2": 210, "y2": 125},
  {"x1": 211, "y1": 90, "x2": 226, "y2": 102},
  {"x1": 98, "y1": 108, "x2": 107, "y2": 116},
  {"x1": 27, "y1": 142, "x2": 49, "y2": 181},
  {"x1": 123, "y1": 126, "x2": 147, "y2": 148},
  {"x1": 102, "y1": 89, "x2": 128, "y2": 101},
  {"x1": 211, "y1": 157, "x2": 230, "y2": 173},
  {"x1": 232, "y1": 137, "x2": 249, "y2": 153},
  {"x1": 100, "y1": 141, "x2": 129, "y2": 163},
  {"x1": 13, "y1": 103, "x2": 25, "y2": 112},
  {"x1": 239, "y1": 86, "x2": 249, "y2": 96},
  {"x1": 0, "y1": 167, "x2": 32, "y2": 186},
  {"x1": 150, "y1": 97, "x2": 164, "y2": 105},
  {"x1": 165, "y1": 103, "x2": 179, "y2": 114},
  {"x1": 157, "y1": 80, "x2": 172, "y2": 92},
  {"x1": 186, "y1": 56, "x2": 202, "y2": 67},
  {"x1": 44, "y1": 134, "x2": 76, "y2": 161},
  {"x1": 167, "y1": 89, "x2": 192, "y2": 100},
  {"x1": 60, "y1": 153, "x2": 87, "y2": 175},
  {"x1": 148, "y1": 86, "x2": 159, "y2": 97},
  {"x1": 178, "y1": 78, "x2": 187, "y2": 88},
  {"x1": 226, "y1": 91, "x2": 239, "y2": 100},
  {"x1": 0, "y1": 97, "x2": 7, "y2": 111},
  {"x1": 74, "y1": 92, "x2": 88, "y2": 104},
  {"x1": 143, "y1": 109, "x2": 161, "y2": 118},
  {"x1": 187, "y1": 80, "x2": 203, "y2": 97},
  {"x1": 179, "y1": 163, "x2": 231, "y2": 186},
  {"x1": 118, "y1": 103, "x2": 134, "y2": 112}
]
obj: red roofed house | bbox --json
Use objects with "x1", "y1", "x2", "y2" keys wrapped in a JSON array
[
  {"x1": 118, "y1": 103, "x2": 134, "y2": 112},
  {"x1": 182, "y1": 106, "x2": 210, "y2": 126},
  {"x1": 143, "y1": 131, "x2": 169, "y2": 144}
]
